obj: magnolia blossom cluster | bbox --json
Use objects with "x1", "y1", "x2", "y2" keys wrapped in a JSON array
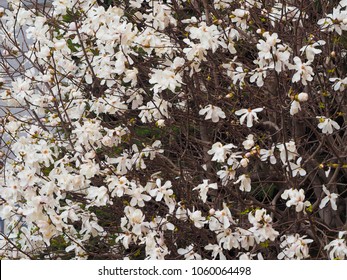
[
  {"x1": 278, "y1": 234, "x2": 313, "y2": 260},
  {"x1": 0, "y1": 0, "x2": 346, "y2": 260},
  {"x1": 281, "y1": 188, "x2": 311, "y2": 213},
  {"x1": 325, "y1": 232, "x2": 347, "y2": 260}
]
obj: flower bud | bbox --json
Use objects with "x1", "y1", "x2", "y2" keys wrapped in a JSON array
[
  {"x1": 297, "y1": 92, "x2": 308, "y2": 102},
  {"x1": 209, "y1": 208, "x2": 215, "y2": 215},
  {"x1": 240, "y1": 158, "x2": 249, "y2": 167},
  {"x1": 156, "y1": 119, "x2": 165, "y2": 127}
]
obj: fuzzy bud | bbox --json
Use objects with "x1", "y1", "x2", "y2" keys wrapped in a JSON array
[{"x1": 297, "y1": 92, "x2": 308, "y2": 102}]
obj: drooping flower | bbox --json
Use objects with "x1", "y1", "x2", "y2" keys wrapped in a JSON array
[
  {"x1": 290, "y1": 100, "x2": 301, "y2": 115},
  {"x1": 234, "y1": 174, "x2": 251, "y2": 192}
]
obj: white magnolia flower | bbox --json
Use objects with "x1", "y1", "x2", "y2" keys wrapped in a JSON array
[
  {"x1": 287, "y1": 157, "x2": 307, "y2": 177},
  {"x1": 257, "y1": 32, "x2": 281, "y2": 60},
  {"x1": 149, "y1": 68, "x2": 182, "y2": 93},
  {"x1": 290, "y1": 56, "x2": 314, "y2": 85},
  {"x1": 240, "y1": 157, "x2": 249, "y2": 168},
  {"x1": 189, "y1": 22, "x2": 226, "y2": 52},
  {"x1": 199, "y1": 104, "x2": 226, "y2": 122},
  {"x1": 271, "y1": 43, "x2": 291, "y2": 72},
  {"x1": 193, "y1": 180, "x2": 218, "y2": 203},
  {"x1": 319, "y1": 185, "x2": 338, "y2": 211},
  {"x1": 341, "y1": 0, "x2": 347, "y2": 8},
  {"x1": 236, "y1": 228, "x2": 256, "y2": 250},
  {"x1": 316, "y1": 116, "x2": 340, "y2": 134},
  {"x1": 148, "y1": 179, "x2": 175, "y2": 213},
  {"x1": 300, "y1": 40, "x2": 326, "y2": 61},
  {"x1": 149, "y1": 179, "x2": 173, "y2": 202},
  {"x1": 330, "y1": 77, "x2": 347, "y2": 91},
  {"x1": 231, "y1": 9, "x2": 250, "y2": 30},
  {"x1": 278, "y1": 234, "x2": 313, "y2": 260},
  {"x1": 188, "y1": 209, "x2": 207, "y2": 229},
  {"x1": 106, "y1": 176, "x2": 129, "y2": 197},
  {"x1": 281, "y1": 188, "x2": 311, "y2": 212},
  {"x1": 126, "y1": 183, "x2": 151, "y2": 208},
  {"x1": 277, "y1": 140, "x2": 298, "y2": 164},
  {"x1": 217, "y1": 166, "x2": 236, "y2": 186},
  {"x1": 144, "y1": 232, "x2": 170, "y2": 260},
  {"x1": 177, "y1": 245, "x2": 202, "y2": 260},
  {"x1": 248, "y1": 209, "x2": 279, "y2": 242},
  {"x1": 290, "y1": 92, "x2": 309, "y2": 115},
  {"x1": 214, "y1": 203, "x2": 236, "y2": 229},
  {"x1": 234, "y1": 174, "x2": 251, "y2": 192},
  {"x1": 317, "y1": 7, "x2": 347, "y2": 35},
  {"x1": 125, "y1": 206, "x2": 147, "y2": 236},
  {"x1": 242, "y1": 134, "x2": 255, "y2": 150},
  {"x1": 227, "y1": 151, "x2": 243, "y2": 167},
  {"x1": 175, "y1": 202, "x2": 188, "y2": 221},
  {"x1": 290, "y1": 100, "x2": 301, "y2": 115},
  {"x1": 325, "y1": 231, "x2": 347, "y2": 260},
  {"x1": 250, "y1": 59, "x2": 268, "y2": 87},
  {"x1": 204, "y1": 244, "x2": 226, "y2": 260},
  {"x1": 259, "y1": 145, "x2": 277, "y2": 164},
  {"x1": 235, "y1": 107, "x2": 264, "y2": 127},
  {"x1": 231, "y1": 66, "x2": 247, "y2": 88},
  {"x1": 207, "y1": 142, "x2": 237, "y2": 162},
  {"x1": 86, "y1": 186, "x2": 109, "y2": 207}
]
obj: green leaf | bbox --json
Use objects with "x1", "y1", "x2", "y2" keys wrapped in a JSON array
[
  {"x1": 66, "y1": 39, "x2": 80, "y2": 52},
  {"x1": 260, "y1": 240, "x2": 269, "y2": 248},
  {"x1": 240, "y1": 208, "x2": 251, "y2": 215}
]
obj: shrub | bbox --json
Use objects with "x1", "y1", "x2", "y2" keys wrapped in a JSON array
[{"x1": 0, "y1": 0, "x2": 346, "y2": 260}]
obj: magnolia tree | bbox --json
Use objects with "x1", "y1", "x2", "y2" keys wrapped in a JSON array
[{"x1": 0, "y1": 0, "x2": 346, "y2": 260}]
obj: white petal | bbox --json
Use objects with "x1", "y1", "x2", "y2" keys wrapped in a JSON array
[{"x1": 319, "y1": 196, "x2": 330, "y2": 209}]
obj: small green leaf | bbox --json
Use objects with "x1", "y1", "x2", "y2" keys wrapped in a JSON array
[
  {"x1": 240, "y1": 208, "x2": 251, "y2": 215},
  {"x1": 260, "y1": 240, "x2": 269, "y2": 248}
]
